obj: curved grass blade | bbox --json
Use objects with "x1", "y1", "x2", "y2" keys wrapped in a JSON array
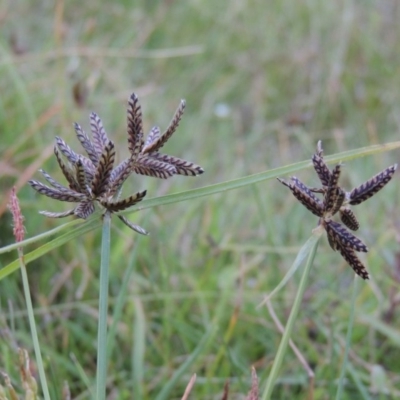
[
  {"x1": 1, "y1": 141, "x2": 399, "y2": 270},
  {"x1": 123, "y1": 141, "x2": 400, "y2": 214},
  {"x1": 0, "y1": 218, "x2": 101, "y2": 280},
  {"x1": 335, "y1": 276, "x2": 359, "y2": 400},
  {"x1": 261, "y1": 230, "x2": 322, "y2": 400},
  {"x1": 258, "y1": 231, "x2": 322, "y2": 306}
]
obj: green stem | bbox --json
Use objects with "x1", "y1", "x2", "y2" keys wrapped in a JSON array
[
  {"x1": 18, "y1": 249, "x2": 51, "y2": 400},
  {"x1": 261, "y1": 229, "x2": 322, "y2": 400},
  {"x1": 96, "y1": 212, "x2": 111, "y2": 400},
  {"x1": 336, "y1": 275, "x2": 359, "y2": 400}
]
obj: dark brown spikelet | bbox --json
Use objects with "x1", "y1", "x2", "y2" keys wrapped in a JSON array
[
  {"x1": 75, "y1": 159, "x2": 90, "y2": 194},
  {"x1": 312, "y1": 154, "x2": 331, "y2": 187},
  {"x1": 99, "y1": 190, "x2": 147, "y2": 212},
  {"x1": 54, "y1": 146, "x2": 81, "y2": 192},
  {"x1": 74, "y1": 122, "x2": 99, "y2": 164},
  {"x1": 143, "y1": 126, "x2": 161, "y2": 152},
  {"x1": 150, "y1": 153, "x2": 204, "y2": 176},
  {"x1": 142, "y1": 100, "x2": 186, "y2": 154},
  {"x1": 127, "y1": 93, "x2": 144, "y2": 159},
  {"x1": 326, "y1": 226, "x2": 337, "y2": 251},
  {"x1": 340, "y1": 207, "x2": 360, "y2": 231},
  {"x1": 324, "y1": 164, "x2": 342, "y2": 213},
  {"x1": 325, "y1": 220, "x2": 368, "y2": 252},
  {"x1": 349, "y1": 164, "x2": 398, "y2": 205},
  {"x1": 29, "y1": 180, "x2": 86, "y2": 202},
  {"x1": 330, "y1": 187, "x2": 346, "y2": 216},
  {"x1": 134, "y1": 156, "x2": 176, "y2": 179},
  {"x1": 277, "y1": 177, "x2": 324, "y2": 217},
  {"x1": 90, "y1": 112, "x2": 109, "y2": 157},
  {"x1": 91, "y1": 141, "x2": 116, "y2": 196},
  {"x1": 74, "y1": 201, "x2": 95, "y2": 219},
  {"x1": 39, "y1": 209, "x2": 76, "y2": 218},
  {"x1": 291, "y1": 177, "x2": 323, "y2": 204},
  {"x1": 118, "y1": 215, "x2": 148, "y2": 235},
  {"x1": 39, "y1": 169, "x2": 74, "y2": 193},
  {"x1": 337, "y1": 245, "x2": 369, "y2": 280},
  {"x1": 108, "y1": 158, "x2": 134, "y2": 196},
  {"x1": 55, "y1": 136, "x2": 79, "y2": 164},
  {"x1": 79, "y1": 156, "x2": 96, "y2": 178}
]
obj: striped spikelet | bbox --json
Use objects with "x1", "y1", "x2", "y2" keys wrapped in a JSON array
[
  {"x1": 278, "y1": 140, "x2": 397, "y2": 280},
  {"x1": 349, "y1": 164, "x2": 397, "y2": 205},
  {"x1": 277, "y1": 177, "x2": 324, "y2": 217},
  {"x1": 339, "y1": 207, "x2": 359, "y2": 231}
]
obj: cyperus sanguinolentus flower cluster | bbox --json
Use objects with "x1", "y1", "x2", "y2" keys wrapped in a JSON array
[
  {"x1": 29, "y1": 93, "x2": 204, "y2": 234},
  {"x1": 278, "y1": 141, "x2": 397, "y2": 279}
]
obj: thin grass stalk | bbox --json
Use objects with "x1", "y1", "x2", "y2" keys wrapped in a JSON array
[
  {"x1": 132, "y1": 297, "x2": 146, "y2": 399},
  {"x1": 335, "y1": 275, "x2": 359, "y2": 400},
  {"x1": 107, "y1": 236, "x2": 141, "y2": 357},
  {"x1": 95, "y1": 211, "x2": 112, "y2": 400},
  {"x1": 105, "y1": 235, "x2": 145, "y2": 397},
  {"x1": 18, "y1": 249, "x2": 51, "y2": 400},
  {"x1": 346, "y1": 363, "x2": 372, "y2": 400},
  {"x1": 261, "y1": 229, "x2": 322, "y2": 400}
]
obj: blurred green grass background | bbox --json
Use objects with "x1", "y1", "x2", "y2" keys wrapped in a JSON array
[{"x1": 1, "y1": 1, "x2": 400, "y2": 398}]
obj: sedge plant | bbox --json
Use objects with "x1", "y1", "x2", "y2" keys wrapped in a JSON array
[
  {"x1": 26, "y1": 93, "x2": 203, "y2": 400},
  {"x1": 261, "y1": 141, "x2": 397, "y2": 399}
]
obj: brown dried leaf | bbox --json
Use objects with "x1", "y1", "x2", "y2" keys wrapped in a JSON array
[
  {"x1": 340, "y1": 207, "x2": 360, "y2": 231},
  {"x1": 62, "y1": 381, "x2": 71, "y2": 400},
  {"x1": 221, "y1": 381, "x2": 229, "y2": 400},
  {"x1": 349, "y1": 164, "x2": 397, "y2": 205},
  {"x1": 29, "y1": 180, "x2": 86, "y2": 202},
  {"x1": 325, "y1": 220, "x2": 368, "y2": 252},
  {"x1": 180, "y1": 374, "x2": 196, "y2": 400},
  {"x1": 134, "y1": 156, "x2": 176, "y2": 179},
  {"x1": 91, "y1": 141, "x2": 116, "y2": 196},
  {"x1": 118, "y1": 215, "x2": 148, "y2": 235},
  {"x1": 142, "y1": 99, "x2": 186, "y2": 154},
  {"x1": 90, "y1": 112, "x2": 109, "y2": 156},
  {"x1": 127, "y1": 93, "x2": 144, "y2": 159},
  {"x1": 72, "y1": 80, "x2": 88, "y2": 108},
  {"x1": 337, "y1": 245, "x2": 369, "y2": 280},
  {"x1": 74, "y1": 122, "x2": 99, "y2": 164},
  {"x1": 99, "y1": 190, "x2": 147, "y2": 212},
  {"x1": 150, "y1": 153, "x2": 204, "y2": 176}
]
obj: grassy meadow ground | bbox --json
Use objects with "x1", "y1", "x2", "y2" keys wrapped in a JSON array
[{"x1": 1, "y1": 1, "x2": 400, "y2": 399}]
